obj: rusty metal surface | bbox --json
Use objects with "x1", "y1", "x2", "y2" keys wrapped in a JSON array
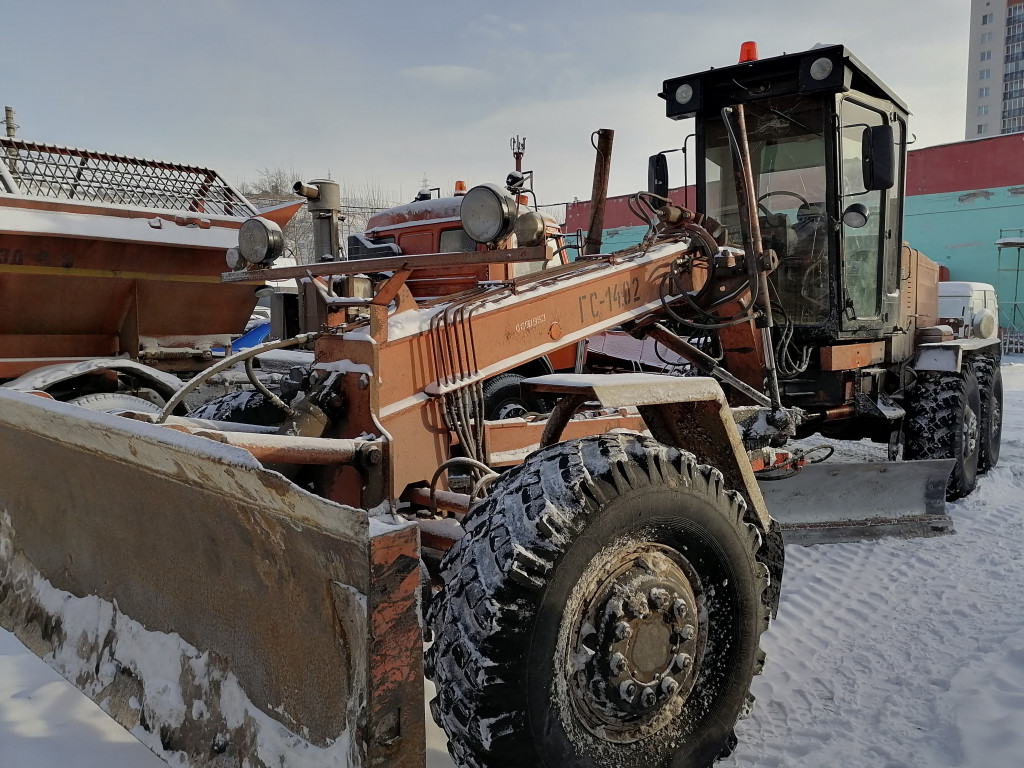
[
  {"x1": 0, "y1": 387, "x2": 415, "y2": 766},
  {"x1": 401, "y1": 486, "x2": 471, "y2": 516},
  {"x1": 367, "y1": 525, "x2": 426, "y2": 767},
  {"x1": 182, "y1": 428, "x2": 373, "y2": 465},
  {"x1": 639, "y1": 397, "x2": 772, "y2": 532},
  {"x1": 583, "y1": 128, "x2": 614, "y2": 255},
  {"x1": 819, "y1": 340, "x2": 887, "y2": 371},
  {"x1": 520, "y1": 373, "x2": 772, "y2": 532},
  {"x1": 0, "y1": 225, "x2": 258, "y2": 376},
  {"x1": 224, "y1": 244, "x2": 552, "y2": 283}
]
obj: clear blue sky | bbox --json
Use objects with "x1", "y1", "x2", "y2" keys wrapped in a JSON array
[{"x1": 3, "y1": 0, "x2": 970, "y2": 205}]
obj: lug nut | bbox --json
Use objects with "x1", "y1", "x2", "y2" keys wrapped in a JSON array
[
  {"x1": 672, "y1": 598, "x2": 688, "y2": 621},
  {"x1": 614, "y1": 621, "x2": 632, "y2": 641},
  {"x1": 610, "y1": 652, "x2": 628, "y2": 675},
  {"x1": 605, "y1": 598, "x2": 625, "y2": 619},
  {"x1": 626, "y1": 593, "x2": 650, "y2": 619},
  {"x1": 649, "y1": 588, "x2": 671, "y2": 610},
  {"x1": 660, "y1": 677, "x2": 680, "y2": 696},
  {"x1": 673, "y1": 652, "x2": 692, "y2": 672},
  {"x1": 619, "y1": 681, "x2": 639, "y2": 701},
  {"x1": 678, "y1": 624, "x2": 696, "y2": 641},
  {"x1": 641, "y1": 686, "x2": 657, "y2": 708}
]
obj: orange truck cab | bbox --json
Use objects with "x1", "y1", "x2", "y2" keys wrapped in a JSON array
[{"x1": 347, "y1": 182, "x2": 581, "y2": 386}]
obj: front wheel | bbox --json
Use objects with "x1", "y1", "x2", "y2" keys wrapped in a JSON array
[{"x1": 426, "y1": 434, "x2": 771, "y2": 768}]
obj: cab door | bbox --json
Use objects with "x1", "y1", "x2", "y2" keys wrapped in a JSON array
[{"x1": 837, "y1": 97, "x2": 904, "y2": 336}]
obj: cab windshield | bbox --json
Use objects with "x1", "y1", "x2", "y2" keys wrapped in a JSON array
[{"x1": 703, "y1": 95, "x2": 829, "y2": 325}]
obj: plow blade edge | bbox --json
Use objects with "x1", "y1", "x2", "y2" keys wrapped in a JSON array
[
  {"x1": 758, "y1": 459, "x2": 955, "y2": 545},
  {"x1": 0, "y1": 388, "x2": 424, "y2": 767}
]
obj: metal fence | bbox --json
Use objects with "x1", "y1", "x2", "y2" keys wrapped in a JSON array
[{"x1": 0, "y1": 138, "x2": 256, "y2": 218}]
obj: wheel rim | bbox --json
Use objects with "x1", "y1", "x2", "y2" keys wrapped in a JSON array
[
  {"x1": 493, "y1": 400, "x2": 528, "y2": 419},
  {"x1": 991, "y1": 395, "x2": 1003, "y2": 446},
  {"x1": 962, "y1": 405, "x2": 979, "y2": 465},
  {"x1": 561, "y1": 542, "x2": 704, "y2": 743}
]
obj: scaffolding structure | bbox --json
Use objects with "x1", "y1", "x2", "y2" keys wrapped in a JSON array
[{"x1": 997, "y1": 228, "x2": 1024, "y2": 352}]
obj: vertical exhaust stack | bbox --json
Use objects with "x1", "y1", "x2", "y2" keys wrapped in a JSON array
[
  {"x1": 4, "y1": 106, "x2": 15, "y2": 138},
  {"x1": 584, "y1": 128, "x2": 614, "y2": 256},
  {"x1": 294, "y1": 179, "x2": 342, "y2": 261}
]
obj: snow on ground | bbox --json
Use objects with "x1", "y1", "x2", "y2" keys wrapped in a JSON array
[{"x1": 4, "y1": 363, "x2": 1024, "y2": 767}]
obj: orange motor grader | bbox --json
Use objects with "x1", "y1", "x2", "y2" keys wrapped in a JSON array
[{"x1": 0, "y1": 44, "x2": 998, "y2": 768}]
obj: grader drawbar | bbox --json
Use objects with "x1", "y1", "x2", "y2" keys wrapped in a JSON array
[{"x1": 0, "y1": 42, "x2": 1000, "y2": 768}]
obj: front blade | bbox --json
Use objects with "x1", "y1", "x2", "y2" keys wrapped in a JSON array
[
  {"x1": 0, "y1": 387, "x2": 422, "y2": 767},
  {"x1": 759, "y1": 459, "x2": 955, "y2": 545}
]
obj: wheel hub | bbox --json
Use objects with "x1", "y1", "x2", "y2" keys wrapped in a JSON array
[
  {"x1": 495, "y1": 401, "x2": 528, "y2": 419},
  {"x1": 568, "y1": 544, "x2": 702, "y2": 738},
  {"x1": 963, "y1": 406, "x2": 979, "y2": 462}
]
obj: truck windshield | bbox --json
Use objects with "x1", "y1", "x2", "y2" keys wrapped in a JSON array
[{"x1": 703, "y1": 95, "x2": 829, "y2": 325}]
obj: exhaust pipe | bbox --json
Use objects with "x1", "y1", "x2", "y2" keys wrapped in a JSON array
[
  {"x1": 294, "y1": 179, "x2": 342, "y2": 261},
  {"x1": 583, "y1": 128, "x2": 614, "y2": 256}
]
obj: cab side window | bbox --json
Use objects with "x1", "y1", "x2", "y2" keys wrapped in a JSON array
[
  {"x1": 839, "y1": 100, "x2": 890, "y2": 319},
  {"x1": 439, "y1": 228, "x2": 476, "y2": 253}
]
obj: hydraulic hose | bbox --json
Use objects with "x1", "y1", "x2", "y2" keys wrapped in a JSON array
[{"x1": 155, "y1": 332, "x2": 319, "y2": 423}]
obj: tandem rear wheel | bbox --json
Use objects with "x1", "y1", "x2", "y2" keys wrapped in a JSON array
[
  {"x1": 905, "y1": 365, "x2": 982, "y2": 500},
  {"x1": 425, "y1": 433, "x2": 771, "y2": 768}
]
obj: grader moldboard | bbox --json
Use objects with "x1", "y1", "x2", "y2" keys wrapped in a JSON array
[{"x1": 0, "y1": 44, "x2": 1002, "y2": 768}]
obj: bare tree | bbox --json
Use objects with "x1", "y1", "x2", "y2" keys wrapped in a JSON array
[
  {"x1": 238, "y1": 167, "x2": 315, "y2": 263},
  {"x1": 337, "y1": 179, "x2": 403, "y2": 243},
  {"x1": 238, "y1": 169, "x2": 403, "y2": 263}
]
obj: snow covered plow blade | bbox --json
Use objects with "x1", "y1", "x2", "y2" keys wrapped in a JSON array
[
  {"x1": 758, "y1": 458, "x2": 956, "y2": 545},
  {"x1": 0, "y1": 388, "x2": 423, "y2": 768}
]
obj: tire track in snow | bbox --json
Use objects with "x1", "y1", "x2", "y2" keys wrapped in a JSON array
[{"x1": 725, "y1": 363, "x2": 1024, "y2": 768}]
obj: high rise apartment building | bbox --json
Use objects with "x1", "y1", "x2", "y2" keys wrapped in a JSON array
[{"x1": 967, "y1": 0, "x2": 1024, "y2": 137}]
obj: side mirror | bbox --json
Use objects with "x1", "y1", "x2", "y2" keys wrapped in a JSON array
[
  {"x1": 862, "y1": 125, "x2": 895, "y2": 191},
  {"x1": 648, "y1": 153, "x2": 669, "y2": 198}
]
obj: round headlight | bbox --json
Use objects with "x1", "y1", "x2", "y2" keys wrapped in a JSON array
[
  {"x1": 809, "y1": 57, "x2": 834, "y2": 81},
  {"x1": 461, "y1": 183, "x2": 519, "y2": 244},
  {"x1": 514, "y1": 210, "x2": 547, "y2": 248},
  {"x1": 225, "y1": 247, "x2": 246, "y2": 271},
  {"x1": 674, "y1": 83, "x2": 694, "y2": 105},
  {"x1": 238, "y1": 217, "x2": 284, "y2": 266}
]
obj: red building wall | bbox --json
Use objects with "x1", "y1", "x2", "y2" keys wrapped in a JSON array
[{"x1": 566, "y1": 133, "x2": 1024, "y2": 229}]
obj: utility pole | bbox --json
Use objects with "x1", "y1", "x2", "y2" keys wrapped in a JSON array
[{"x1": 510, "y1": 135, "x2": 526, "y2": 172}]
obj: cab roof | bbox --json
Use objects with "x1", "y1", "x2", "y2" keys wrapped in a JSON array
[{"x1": 660, "y1": 44, "x2": 908, "y2": 120}]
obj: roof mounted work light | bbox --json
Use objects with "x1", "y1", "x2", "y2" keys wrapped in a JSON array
[
  {"x1": 237, "y1": 216, "x2": 284, "y2": 266},
  {"x1": 460, "y1": 183, "x2": 519, "y2": 244}
]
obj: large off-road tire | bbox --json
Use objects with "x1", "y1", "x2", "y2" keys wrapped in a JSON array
[
  {"x1": 905, "y1": 368, "x2": 981, "y2": 500},
  {"x1": 973, "y1": 356, "x2": 1003, "y2": 473},
  {"x1": 68, "y1": 392, "x2": 162, "y2": 414},
  {"x1": 426, "y1": 433, "x2": 771, "y2": 768},
  {"x1": 188, "y1": 389, "x2": 287, "y2": 426}
]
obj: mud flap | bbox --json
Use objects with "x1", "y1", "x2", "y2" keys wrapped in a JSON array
[
  {"x1": 758, "y1": 459, "x2": 955, "y2": 545},
  {"x1": 0, "y1": 388, "x2": 424, "y2": 768}
]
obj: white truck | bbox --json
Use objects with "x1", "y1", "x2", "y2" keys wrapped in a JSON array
[{"x1": 938, "y1": 281, "x2": 1000, "y2": 340}]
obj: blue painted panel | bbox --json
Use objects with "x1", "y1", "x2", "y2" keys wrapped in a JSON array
[{"x1": 903, "y1": 184, "x2": 1024, "y2": 323}]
